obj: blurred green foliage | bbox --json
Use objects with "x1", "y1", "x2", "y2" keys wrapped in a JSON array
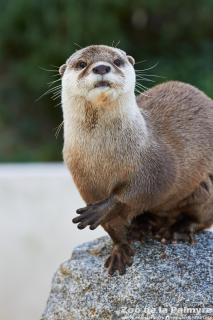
[{"x1": 0, "y1": 0, "x2": 212, "y2": 161}]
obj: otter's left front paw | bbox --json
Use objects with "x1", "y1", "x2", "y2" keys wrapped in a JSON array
[{"x1": 72, "y1": 200, "x2": 110, "y2": 230}]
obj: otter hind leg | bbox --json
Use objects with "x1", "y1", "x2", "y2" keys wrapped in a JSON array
[
  {"x1": 168, "y1": 215, "x2": 199, "y2": 244},
  {"x1": 73, "y1": 196, "x2": 136, "y2": 275},
  {"x1": 171, "y1": 175, "x2": 213, "y2": 242},
  {"x1": 127, "y1": 212, "x2": 179, "y2": 244},
  {"x1": 103, "y1": 215, "x2": 135, "y2": 276},
  {"x1": 165, "y1": 175, "x2": 213, "y2": 243}
]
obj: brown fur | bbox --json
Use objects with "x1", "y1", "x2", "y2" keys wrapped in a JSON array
[
  {"x1": 62, "y1": 46, "x2": 213, "y2": 274},
  {"x1": 137, "y1": 81, "x2": 213, "y2": 212},
  {"x1": 84, "y1": 101, "x2": 99, "y2": 130},
  {"x1": 66, "y1": 81, "x2": 213, "y2": 229}
]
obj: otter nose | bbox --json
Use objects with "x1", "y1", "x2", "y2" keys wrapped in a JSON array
[{"x1": 92, "y1": 65, "x2": 111, "y2": 75}]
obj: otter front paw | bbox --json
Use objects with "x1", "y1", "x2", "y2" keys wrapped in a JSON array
[
  {"x1": 104, "y1": 243, "x2": 135, "y2": 275},
  {"x1": 72, "y1": 199, "x2": 111, "y2": 230}
]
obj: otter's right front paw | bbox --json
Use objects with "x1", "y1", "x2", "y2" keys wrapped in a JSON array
[
  {"x1": 72, "y1": 199, "x2": 112, "y2": 230},
  {"x1": 72, "y1": 205, "x2": 101, "y2": 230},
  {"x1": 104, "y1": 243, "x2": 135, "y2": 275}
]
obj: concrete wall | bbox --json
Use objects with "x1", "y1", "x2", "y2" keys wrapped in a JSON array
[{"x1": 0, "y1": 163, "x2": 105, "y2": 320}]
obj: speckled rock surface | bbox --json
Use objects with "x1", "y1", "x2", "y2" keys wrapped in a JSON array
[{"x1": 42, "y1": 232, "x2": 213, "y2": 320}]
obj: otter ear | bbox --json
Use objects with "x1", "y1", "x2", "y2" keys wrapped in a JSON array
[
  {"x1": 59, "y1": 64, "x2": 67, "y2": 76},
  {"x1": 127, "y1": 55, "x2": 135, "y2": 66}
]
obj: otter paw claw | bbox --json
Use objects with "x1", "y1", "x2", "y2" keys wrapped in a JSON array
[
  {"x1": 171, "y1": 231, "x2": 196, "y2": 244},
  {"x1": 104, "y1": 243, "x2": 135, "y2": 275},
  {"x1": 72, "y1": 200, "x2": 109, "y2": 230}
]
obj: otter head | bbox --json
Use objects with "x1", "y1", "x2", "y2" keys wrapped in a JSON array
[{"x1": 59, "y1": 45, "x2": 135, "y2": 106}]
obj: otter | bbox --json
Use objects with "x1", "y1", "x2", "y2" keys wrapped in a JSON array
[{"x1": 59, "y1": 45, "x2": 213, "y2": 275}]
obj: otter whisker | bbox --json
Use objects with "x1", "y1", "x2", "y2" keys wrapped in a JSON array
[
  {"x1": 136, "y1": 75, "x2": 155, "y2": 83},
  {"x1": 136, "y1": 72, "x2": 164, "y2": 78},
  {"x1": 48, "y1": 78, "x2": 61, "y2": 87},
  {"x1": 135, "y1": 88, "x2": 142, "y2": 95},
  {"x1": 135, "y1": 82, "x2": 150, "y2": 96},
  {"x1": 136, "y1": 82, "x2": 149, "y2": 90},
  {"x1": 52, "y1": 93, "x2": 61, "y2": 100},
  {"x1": 135, "y1": 85, "x2": 146, "y2": 92},
  {"x1": 114, "y1": 40, "x2": 120, "y2": 48},
  {"x1": 134, "y1": 60, "x2": 147, "y2": 65},
  {"x1": 36, "y1": 85, "x2": 62, "y2": 102},
  {"x1": 135, "y1": 62, "x2": 159, "y2": 72},
  {"x1": 51, "y1": 87, "x2": 61, "y2": 93},
  {"x1": 135, "y1": 88, "x2": 150, "y2": 97},
  {"x1": 73, "y1": 42, "x2": 82, "y2": 49},
  {"x1": 39, "y1": 66, "x2": 59, "y2": 73},
  {"x1": 52, "y1": 92, "x2": 61, "y2": 99},
  {"x1": 135, "y1": 86, "x2": 150, "y2": 97},
  {"x1": 55, "y1": 121, "x2": 64, "y2": 139},
  {"x1": 47, "y1": 85, "x2": 62, "y2": 94},
  {"x1": 51, "y1": 88, "x2": 62, "y2": 97},
  {"x1": 54, "y1": 101, "x2": 62, "y2": 108},
  {"x1": 50, "y1": 73, "x2": 61, "y2": 78}
]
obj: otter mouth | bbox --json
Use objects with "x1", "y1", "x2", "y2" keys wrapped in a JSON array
[{"x1": 94, "y1": 81, "x2": 111, "y2": 88}]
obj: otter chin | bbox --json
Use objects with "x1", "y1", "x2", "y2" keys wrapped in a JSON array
[
  {"x1": 59, "y1": 44, "x2": 213, "y2": 275},
  {"x1": 87, "y1": 84, "x2": 120, "y2": 106}
]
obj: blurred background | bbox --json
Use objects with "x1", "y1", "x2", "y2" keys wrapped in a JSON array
[{"x1": 0, "y1": 0, "x2": 212, "y2": 319}]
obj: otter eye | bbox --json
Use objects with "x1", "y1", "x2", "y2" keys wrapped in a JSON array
[
  {"x1": 76, "y1": 61, "x2": 87, "y2": 69},
  {"x1": 113, "y1": 58, "x2": 124, "y2": 67}
]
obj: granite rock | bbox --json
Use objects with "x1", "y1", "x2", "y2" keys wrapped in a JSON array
[{"x1": 42, "y1": 232, "x2": 213, "y2": 320}]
